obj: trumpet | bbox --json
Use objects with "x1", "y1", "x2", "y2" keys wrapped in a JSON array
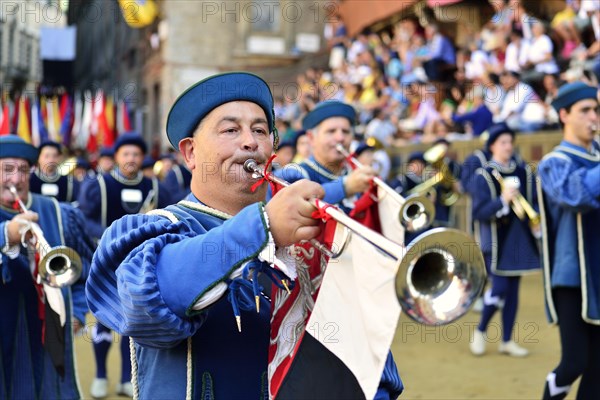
[
  {"x1": 335, "y1": 144, "x2": 435, "y2": 232},
  {"x1": 490, "y1": 170, "x2": 540, "y2": 230},
  {"x1": 244, "y1": 159, "x2": 486, "y2": 325},
  {"x1": 408, "y1": 143, "x2": 460, "y2": 206},
  {"x1": 8, "y1": 185, "x2": 82, "y2": 287}
]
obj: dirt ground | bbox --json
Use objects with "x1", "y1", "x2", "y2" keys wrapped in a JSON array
[{"x1": 74, "y1": 273, "x2": 578, "y2": 399}]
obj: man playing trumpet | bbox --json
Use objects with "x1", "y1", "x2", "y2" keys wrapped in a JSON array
[
  {"x1": 85, "y1": 73, "x2": 402, "y2": 399},
  {"x1": 538, "y1": 81, "x2": 600, "y2": 400},
  {"x1": 0, "y1": 135, "x2": 94, "y2": 399},
  {"x1": 469, "y1": 122, "x2": 540, "y2": 358}
]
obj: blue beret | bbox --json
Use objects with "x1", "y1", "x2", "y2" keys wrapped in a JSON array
[
  {"x1": 485, "y1": 122, "x2": 515, "y2": 150},
  {"x1": 166, "y1": 72, "x2": 276, "y2": 149},
  {"x1": 277, "y1": 140, "x2": 295, "y2": 150},
  {"x1": 551, "y1": 81, "x2": 598, "y2": 111},
  {"x1": 99, "y1": 146, "x2": 114, "y2": 158},
  {"x1": 0, "y1": 135, "x2": 39, "y2": 164},
  {"x1": 39, "y1": 140, "x2": 62, "y2": 153},
  {"x1": 302, "y1": 101, "x2": 356, "y2": 130},
  {"x1": 142, "y1": 156, "x2": 156, "y2": 169},
  {"x1": 76, "y1": 158, "x2": 90, "y2": 169},
  {"x1": 408, "y1": 151, "x2": 425, "y2": 163},
  {"x1": 354, "y1": 142, "x2": 375, "y2": 157},
  {"x1": 114, "y1": 132, "x2": 147, "y2": 154}
]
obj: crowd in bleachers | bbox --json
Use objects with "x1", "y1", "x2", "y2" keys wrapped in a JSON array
[{"x1": 274, "y1": 0, "x2": 600, "y2": 178}]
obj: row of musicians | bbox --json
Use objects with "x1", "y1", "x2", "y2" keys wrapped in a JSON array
[{"x1": 28, "y1": 136, "x2": 192, "y2": 234}]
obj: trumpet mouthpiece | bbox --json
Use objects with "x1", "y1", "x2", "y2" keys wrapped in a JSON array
[{"x1": 243, "y1": 159, "x2": 259, "y2": 173}]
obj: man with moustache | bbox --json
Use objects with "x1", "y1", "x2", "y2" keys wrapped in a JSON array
[
  {"x1": 85, "y1": 73, "x2": 402, "y2": 399},
  {"x1": 0, "y1": 135, "x2": 93, "y2": 399}
]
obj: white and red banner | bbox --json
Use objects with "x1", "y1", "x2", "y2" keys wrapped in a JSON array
[{"x1": 268, "y1": 214, "x2": 401, "y2": 399}]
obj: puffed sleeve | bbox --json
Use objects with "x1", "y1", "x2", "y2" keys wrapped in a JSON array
[
  {"x1": 60, "y1": 203, "x2": 96, "y2": 324},
  {"x1": 269, "y1": 164, "x2": 346, "y2": 205},
  {"x1": 86, "y1": 203, "x2": 271, "y2": 349},
  {"x1": 77, "y1": 177, "x2": 105, "y2": 239},
  {"x1": 374, "y1": 352, "x2": 403, "y2": 399},
  {"x1": 472, "y1": 171, "x2": 504, "y2": 221},
  {"x1": 538, "y1": 155, "x2": 600, "y2": 212}
]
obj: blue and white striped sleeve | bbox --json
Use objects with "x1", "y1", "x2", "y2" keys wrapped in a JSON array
[
  {"x1": 538, "y1": 156, "x2": 600, "y2": 212},
  {"x1": 374, "y1": 352, "x2": 403, "y2": 399},
  {"x1": 86, "y1": 203, "x2": 270, "y2": 349}
]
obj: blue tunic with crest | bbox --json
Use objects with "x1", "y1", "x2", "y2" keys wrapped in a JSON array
[
  {"x1": 273, "y1": 156, "x2": 353, "y2": 212},
  {"x1": 78, "y1": 169, "x2": 171, "y2": 239},
  {"x1": 86, "y1": 194, "x2": 402, "y2": 399},
  {"x1": 29, "y1": 170, "x2": 80, "y2": 203},
  {"x1": 538, "y1": 141, "x2": 600, "y2": 324},
  {"x1": 0, "y1": 194, "x2": 93, "y2": 400},
  {"x1": 472, "y1": 160, "x2": 540, "y2": 276}
]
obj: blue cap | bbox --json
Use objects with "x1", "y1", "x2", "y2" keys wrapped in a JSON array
[
  {"x1": 408, "y1": 151, "x2": 425, "y2": 163},
  {"x1": 277, "y1": 140, "x2": 295, "y2": 150},
  {"x1": 99, "y1": 146, "x2": 114, "y2": 158},
  {"x1": 114, "y1": 132, "x2": 147, "y2": 154},
  {"x1": 485, "y1": 122, "x2": 515, "y2": 150},
  {"x1": 38, "y1": 140, "x2": 62, "y2": 153},
  {"x1": 76, "y1": 157, "x2": 90, "y2": 169},
  {"x1": 302, "y1": 101, "x2": 356, "y2": 130},
  {"x1": 166, "y1": 72, "x2": 276, "y2": 149},
  {"x1": 354, "y1": 142, "x2": 375, "y2": 156},
  {"x1": 0, "y1": 135, "x2": 39, "y2": 164},
  {"x1": 551, "y1": 81, "x2": 598, "y2": 111},
  {"x1": 142, "y1": 156, "x2": 155, "y2": 169}
]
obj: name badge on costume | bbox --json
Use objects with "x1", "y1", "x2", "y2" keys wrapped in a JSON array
[
  {"x1": 504, "y1": 176, "x2": 521, "y2": 189},
  {"x1": 41, "y1": 183, "x2": 59, "y2": 197},
  {"x1": 121, "y1": 189, "x2": 143, "y2": 213}
]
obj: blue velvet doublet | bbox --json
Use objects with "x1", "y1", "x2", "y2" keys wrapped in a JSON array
[
  {"x1": 538, "y1": 141, "x2": 600, "y2": 324},
  {"x1": 472, "y1": 161, "x2": 540, "y2": 276},
  {"x1": 78, "y1": 169, "x2": 171, "y2": 239},
  {"x1": 29, "y1": 170, "x2": 80, "y2": 203}
]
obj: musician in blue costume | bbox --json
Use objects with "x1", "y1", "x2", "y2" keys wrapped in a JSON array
[
  {"x1": 162, "y1": 155, "x2": 192, "y2": 202},
  {"x1": 388, "y1": 151, "x2": 426, "y2": 243},
  {"x1": 274, "y1": 101, "x2": 376, "y2": 214},
  {"x1": 469, "y1": 123, "x2": 540, "y2": 358},
  {"x1": 425, "y1": 139, "x2": 461, "y2": 230},
  {"x1": 29, "y1": 141, "x2": 80, "y2": 203},
  {"x1": 0, "y1": 135, "x2": 94, "y2": 399},
  {"x1": 86, "y1": 72, "x2": 403, "y2": 399},
  {"x1": 538, "y1": 82, "x2": 600, "y2": 400},
  {"x1": 78, "y1": 132, "x2": 171, "y2": 398}
]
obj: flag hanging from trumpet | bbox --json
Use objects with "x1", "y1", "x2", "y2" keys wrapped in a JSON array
[{"x1": 268, "y1": 214, "x2": 401, "y2": 399}]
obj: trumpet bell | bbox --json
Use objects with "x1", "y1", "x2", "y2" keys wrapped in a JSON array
[
  {"x1": 39, "y1": 246, "x2": 83, "y2": 287},
  {"x1": 399, "y1": 194, "x2": 436, "y2": 232},
  {"x1": 396, "y1": 228, "x2": 486, "y2": 325}
]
